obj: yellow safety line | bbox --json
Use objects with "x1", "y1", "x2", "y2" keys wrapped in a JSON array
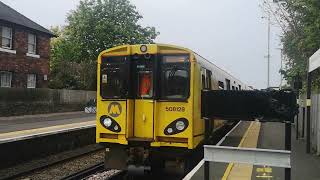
[{"x1": 221, "y1": 122, "x2": 254, "y2": 180}]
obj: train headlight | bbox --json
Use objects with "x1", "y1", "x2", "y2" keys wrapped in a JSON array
[
  {"x1": 103, "y1": 118, "x2": 112, "y2": 128},
  {"x1": 164, "y1": 118, "x2": 189, "y2": 135},
  {"x1": 176, "y1": 121, "x2": 186, "y2": 131},
  {"x1": 140, "y1": 45, "x2": 147, "y2": 53},
  {"x1": 100, "y1": 116, "x2": 121, "y2": 133}
]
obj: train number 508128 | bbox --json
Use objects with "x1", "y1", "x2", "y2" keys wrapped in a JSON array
[{"x1": 165, "y1": 107, "x2": 185, "y2": 112}]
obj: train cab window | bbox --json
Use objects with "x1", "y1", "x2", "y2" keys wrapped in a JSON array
[
  {"x1": 225, "y1": 79, "x2": 231, "y2": 90},
  {"x1": 160, "y1": 55, "x2": 190, "y2": 100},
  {"x1": 218, "y1": 81, "x2": 224, "y2": 90},
  {"x1": 100, "y1": 56, "x2": 129, "y2": 99}
]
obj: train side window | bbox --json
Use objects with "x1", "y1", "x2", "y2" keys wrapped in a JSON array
[
  {"x1": 218, "y1": 81, "x2": 224, "y2": 90},
  {"x1": 206, "y1": 70, "x2": 212, "y2": 89},
  {"x1": 202, "y1": 74, "x2": 205, "y2": 89},
  {"x1": 201, "y1": 68, "x2": 206, "y2": 89},
  {"x1": 225, "y1": 79, "x2": 231, "y2": 90}
]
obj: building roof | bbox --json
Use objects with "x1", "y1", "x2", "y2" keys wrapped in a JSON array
[{"x1": 0, "y1": 1, "x2": 55, "y2": 37}]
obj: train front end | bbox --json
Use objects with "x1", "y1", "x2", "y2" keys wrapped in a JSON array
[{"x1": 96, "y1": 44, "x2": 203, "y2": 171}]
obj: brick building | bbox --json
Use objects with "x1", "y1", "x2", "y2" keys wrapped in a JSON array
[{"x1": 0, "y1": 1, "x2": 54, "y2": 88}]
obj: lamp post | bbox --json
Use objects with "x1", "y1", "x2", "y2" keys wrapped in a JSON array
[
  {"x1": 280, "y1": 49, "x2": 283, "y2": 88},
  {"x1": 273, "y1": 0, "x2": 286, "y2": 90},
  {"x1": 267, "y1": 14, "x2": 271, "y2": 88},
  {"x1": 262, "y1": 13, "x2": 271, "y2": 88}
]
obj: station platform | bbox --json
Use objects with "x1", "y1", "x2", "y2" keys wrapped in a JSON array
[
  {"x1": 185, "y1": 121, "x2": 320, "y2": 180},
  {"x1": 0, "y1": 112, "x2": 95, "y2": 144}
]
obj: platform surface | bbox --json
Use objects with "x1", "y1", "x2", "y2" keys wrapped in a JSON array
[
  {"x1": 0, "y1": 112, "x2": 95, "y2": 143},
  {"x1": 0, "y1": 111, "x2": 95, "y2": 133},
  {"x1": 186, "y1": 121, "x2": 320, "y2": 180},
  {"x1": 252, "y1": 122, "x2": 320, "y2": 180}
]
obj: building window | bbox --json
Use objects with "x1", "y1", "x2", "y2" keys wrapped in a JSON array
[
  {"x1": 27, "y1": 74, "x2": 36, "y2": 88},
  {"x1": 0, "y1": 71, "x2": 12, "y2": 88},
  {"x1": 1, "y1": 26, "x2": 12, "y2": 49},
  {"x1": 28, "y1": 33, "x2": 36, "y2": 54}
]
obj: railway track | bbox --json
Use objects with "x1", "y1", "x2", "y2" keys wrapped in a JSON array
[
  {"x1": 62, "y1": 162, "x2": 126, "y2": 180},
  {"x1": 61, "y1": 162, "x2": 104, "y2": 180},
  {"x1": 67, "y1": 122, "x2": 238, "y2": 180},
  {"x1": 1, "y1": 145, "x2": 105, "y2": 180},
  {"x1": 2, "y1": 122, "x2": 237, "y2": 180}
]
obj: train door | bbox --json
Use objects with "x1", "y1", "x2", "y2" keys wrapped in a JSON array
[{"x1": 132, "y1": 56, "x2": 155, "y2": 139}]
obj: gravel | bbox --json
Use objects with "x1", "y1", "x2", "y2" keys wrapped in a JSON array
[
  {"x1": 85, "y1": 170, "x2": 121, "y2": 180},
  {"x1": 0, "y1": 144, "x2": 103, "y2": 180},
  {"x1": 16, "y1": 149, "x2": 105, "y2": 180}
]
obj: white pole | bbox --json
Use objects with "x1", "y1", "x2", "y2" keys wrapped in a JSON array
[{"x1": 267, "y1": 14, "x2": 271, "y2": 88}]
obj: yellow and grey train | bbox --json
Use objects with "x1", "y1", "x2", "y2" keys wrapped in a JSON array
[{"x1": 96, "y1": 44, "x2": 249, "y2": 172}]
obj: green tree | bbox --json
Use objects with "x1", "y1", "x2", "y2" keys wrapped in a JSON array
[
  {"x1": 264, "y1": 0, "x2": 320, "y2": 90},
  {"x1": 50, "y1": 0, "x2": 159, "y2": 90}
]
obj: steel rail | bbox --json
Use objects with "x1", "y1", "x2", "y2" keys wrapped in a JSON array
[
  {"x1": 61, "y1": 162, "x2": 105, "y2": 180},
  {"x1": 3, "y1": 146, "x2": 104, "y2": 180},
  {"x1": 62, "y1": 163, "x2": 126, "y2": 180}
]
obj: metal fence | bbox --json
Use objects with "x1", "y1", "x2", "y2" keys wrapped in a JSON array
[
  {"x1": 297, "y1": 93, "x2": 320, "y2": 155},
  {"x1": 311, "y1": 93, "x2": 320, "y2": 155}
]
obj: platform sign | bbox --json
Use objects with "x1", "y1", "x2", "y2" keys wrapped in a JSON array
[{"x1": 309, "y1": 48, "x2": 320, "y2": 72}]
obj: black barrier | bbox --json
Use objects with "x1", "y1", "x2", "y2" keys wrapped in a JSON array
[
  {"x1": 201, "y1": 89, "x2": 298, "y2": 122},
  {"x1": 201, "y1": 89, "x2": 298, "y2": 180}
]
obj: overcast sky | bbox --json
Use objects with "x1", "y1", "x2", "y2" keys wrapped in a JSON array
[{"x1": 1, "y1": 0, "x2": 283, "y2": 89}]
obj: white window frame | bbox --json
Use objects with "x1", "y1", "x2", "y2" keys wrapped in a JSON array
[
  {"x1": 1, "y1": 26, "x2": 13, "y2": 49},
  {"x1": 27, "y1": 74, "x2": 37, "y2": 88},
  {"x1": 0, "y1": 71, "x2": 12, "y2": 88},
  {"x1": 27, "y1": 33, "x2": 37, "y2": 54}
]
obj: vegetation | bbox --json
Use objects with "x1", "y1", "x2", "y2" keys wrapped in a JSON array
[
  {"x1": 49, "y1": 0, "x2": 159, "y2": 90},
  {"x1": 263, "y1": 0, "x2": 320, "y2": 90}
]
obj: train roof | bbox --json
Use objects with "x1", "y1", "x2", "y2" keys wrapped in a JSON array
[
  {"x1": 192, "y1": 51, "x2": 247, "y2": 87},
  {"x1": 100, "y1": 43, "x2": 251, "y2": 89}
]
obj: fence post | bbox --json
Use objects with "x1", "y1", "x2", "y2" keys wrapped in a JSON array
[
  {"x1": 204, "y1": 117, "x2": 210, "y2": 180},
  {"x1": 285, "y1": 121, "x2": 292, "y2": 180},
  {"x1": 306, "y1": 72, "x2": 312, "y2": 153}
]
